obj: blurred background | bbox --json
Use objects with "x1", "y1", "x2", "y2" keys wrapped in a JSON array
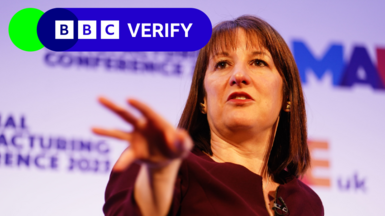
[{"x1": 1, "y1": 0, "x2": 384, "y2": 215}]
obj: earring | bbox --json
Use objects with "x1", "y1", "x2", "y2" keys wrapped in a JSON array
[
  {"x1": 284, "y1": 101, "x2": 291, "y2": 112},
  {"x1": 200, "y1": 103, "x2": 206, "y2": 114}
]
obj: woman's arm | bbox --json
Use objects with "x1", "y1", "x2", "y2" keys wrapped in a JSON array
[
  {"x1": 93, "y1": 97, "x2": 192, "y2": 216},
  {"x1": 135, "y1": 159, "x2": 182, "y2": 216}
]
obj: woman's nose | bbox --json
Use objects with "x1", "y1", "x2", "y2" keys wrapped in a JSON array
[{"x1": 229, "y1": 65, "x2": 251, "y2": 86}]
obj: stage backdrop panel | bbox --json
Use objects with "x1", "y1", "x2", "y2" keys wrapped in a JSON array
[{"x1": 1, "y1": 0, "x2": 384, "y2": 215}]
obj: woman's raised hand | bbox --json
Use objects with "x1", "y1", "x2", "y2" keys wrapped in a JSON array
[{"x1": 92, "y1": 97, "x2": 193, "y2": 171}]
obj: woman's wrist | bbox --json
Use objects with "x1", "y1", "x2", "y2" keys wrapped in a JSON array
[{"x1": 144, "y1": 158, "x2": 182, "y2": 179}]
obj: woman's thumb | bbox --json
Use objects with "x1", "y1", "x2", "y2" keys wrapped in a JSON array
[
  {"x1": 174, "y1": 129, "x2": 193, "y2": 157},
  {"x1": 112, "y1": 148, "x2": 135, "y2": 171}
]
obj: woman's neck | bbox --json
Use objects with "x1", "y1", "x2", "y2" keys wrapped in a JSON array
[{"x1": 209, "y1": 127, "x2": 272, "y2": 176}]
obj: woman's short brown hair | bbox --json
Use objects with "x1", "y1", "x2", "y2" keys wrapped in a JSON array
[{"x1": 178, "y1": 15, "x2": 310, "y2": 180}]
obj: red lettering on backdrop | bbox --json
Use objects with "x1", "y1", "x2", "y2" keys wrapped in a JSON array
[
  {"x1": 376, "y1": 48, "x2": 385, "y2": 85},
  {"x1": 302, "y1": 140, "x2": 331, "y2": 187}
]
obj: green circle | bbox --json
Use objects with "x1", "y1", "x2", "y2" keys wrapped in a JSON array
[{"x1": 9, "y1": 8, "x2": 44, "y2": 52}]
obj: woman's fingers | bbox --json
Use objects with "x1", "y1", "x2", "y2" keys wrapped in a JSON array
[
  {"x1": 127, "y1": 98, "x2": 167, "y2": 128},
  {"x1": 113, "y1": 147, "x2": 136, "y2": 171},
  {"x1": 92, "y1": 127, "x2": 132, "y2": 142},
  {"x1": 92, "y1": 126, "x2": 136, "y2": 171},
  {"x1": 98, "y1": 97, "x2": 140, "y2": 127}
]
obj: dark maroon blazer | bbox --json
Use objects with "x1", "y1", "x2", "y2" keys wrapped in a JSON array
[{"x1": 103, "y1": 147, "x2": 324, "y2": 216}]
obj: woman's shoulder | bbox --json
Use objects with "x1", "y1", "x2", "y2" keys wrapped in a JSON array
[
  {"x1": 278, "y1": 171, "x2": 324, "y2": 216},
  {"x1": 296, "y1": 179, "x2": 324, "y2": 215}
]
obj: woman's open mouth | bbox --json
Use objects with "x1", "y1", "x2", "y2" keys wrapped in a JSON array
[{"x1": 227, "y1": 91, "x2": 254, "y2": 103}]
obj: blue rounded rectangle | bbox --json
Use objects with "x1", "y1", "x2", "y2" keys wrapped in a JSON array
[{"x1": 62, "y1": 8, "x2": 212, "y2": 51}]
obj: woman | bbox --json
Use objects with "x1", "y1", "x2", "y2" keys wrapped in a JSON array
[{"x1": 93, "y1": 15, "x2": 324, "y2": 216}]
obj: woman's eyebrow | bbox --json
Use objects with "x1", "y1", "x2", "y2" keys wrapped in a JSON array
[
  {"x1": 251, "y1": 51, "x2": 268, "y2": 56},
  {"x1": 210, "y1": 52, "x2": 230, "y2": 60},
  {"x1": 251, "y1": 51, "x2": 271, "y2": 59}
]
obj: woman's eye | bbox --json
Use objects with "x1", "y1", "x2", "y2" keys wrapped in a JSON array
[
  {"x1": 215, "y1": 61, "x2": 229, "y2": 70},
  {"x1": 253, "y1": 59, "x2": 267, "y2": 67}
]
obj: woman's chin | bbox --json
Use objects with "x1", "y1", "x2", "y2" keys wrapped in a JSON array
[{"x1": 224, "y1": 117, "x2": 258, "y2": 130}]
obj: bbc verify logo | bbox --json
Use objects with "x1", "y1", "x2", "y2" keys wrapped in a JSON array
[
  {"x1": 55, "y1": 21, "x2": 120, "y2": 39},
  {"x1": 55, "y1": 20, "x2": 193, "y2": 40},
  {"x1": 9, "y1": 8, "x2": 211, "y2": 52}
]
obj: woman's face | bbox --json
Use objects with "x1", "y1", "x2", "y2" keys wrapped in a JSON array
[{"x1": 203, "y1": 29, "x2": 283, "y2": 136}]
